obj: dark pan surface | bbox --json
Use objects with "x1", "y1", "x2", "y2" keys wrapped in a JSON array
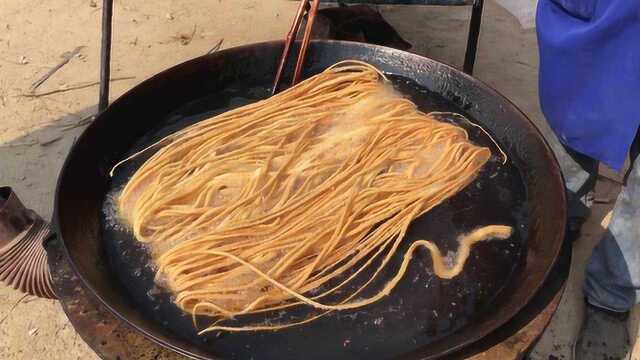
[
  {"x1": 54, "y1": 41, "x2": 566, "y2": 360},
  {"x1": 102, "y1": 76, "x2": 526, "y2": 360}
]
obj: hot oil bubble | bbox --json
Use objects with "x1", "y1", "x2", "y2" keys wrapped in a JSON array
[{"x1": 103, "y1": 186, "x2": 127, "y2": 232}]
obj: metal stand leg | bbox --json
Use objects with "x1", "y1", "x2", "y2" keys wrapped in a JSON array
[
  {"x1": 463, "y1": 0, "x2": 483, "y2": 75},
  {"x1": 98, "y1": 0, "x2": 114, "y2": 112}
]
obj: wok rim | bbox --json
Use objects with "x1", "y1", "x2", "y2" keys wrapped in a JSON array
[{"x1": 53, "y1": 39, "x2": 567, "y2": 360}]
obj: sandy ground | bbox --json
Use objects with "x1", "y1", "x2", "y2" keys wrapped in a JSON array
[{"x1": 0, "y1": 1, "x2": 638, "y2": 359}]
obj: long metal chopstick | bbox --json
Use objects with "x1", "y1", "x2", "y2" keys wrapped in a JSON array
[{"x1": 272, "y1": 0, "x2": 321, "y2": 95}]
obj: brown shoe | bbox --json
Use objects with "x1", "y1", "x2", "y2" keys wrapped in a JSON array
[
  {"x1": 0, "y1": 187, "x2": 56, "y2": 299},
  {"x1": 573, "y1": 301, "x2": 630, "y2": 360}
]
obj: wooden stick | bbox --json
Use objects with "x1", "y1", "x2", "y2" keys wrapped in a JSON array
[
  {"x1": 292, "y1": 0, "x2": 321, "y2": 86},
  {"x1": 207, "y1": 39, "x2": 224, "y2": 54},
  {"x1": 20, "y1": 76, "x2": 135, "y2": 98},
  {"x1": 272, "y1": 0, "x2": 310, "y2": 95},
  {"x1": 31, "y1": 46, "x2": 86, "y2": 91}
]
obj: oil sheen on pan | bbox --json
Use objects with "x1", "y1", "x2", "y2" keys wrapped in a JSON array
[{"x1": 101, "y1": 72, "x2": 527, "y2": 360}]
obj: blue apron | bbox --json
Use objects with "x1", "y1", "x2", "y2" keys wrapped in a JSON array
[{"x1": 537, "y1": 0, "x2": 640, "y2": 170}]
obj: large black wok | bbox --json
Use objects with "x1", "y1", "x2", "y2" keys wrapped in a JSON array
[{"x1": 53, "y1": 40, "x2": 566, "y2": 359}]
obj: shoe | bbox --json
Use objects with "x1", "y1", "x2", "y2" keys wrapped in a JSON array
[{"x1": 573, "y1": 301, "x2": 630, "y2": 360}]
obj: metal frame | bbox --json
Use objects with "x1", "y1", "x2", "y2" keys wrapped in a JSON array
[
  {"x1": 464, "y1": 0, "x2": 483, "y2": 74},
  {"x1": 98, "y1": 0, "x2": 113, "y2": 112},
  {"x1": 97, "y1": 0, "x2": 483, "y2": 112}
]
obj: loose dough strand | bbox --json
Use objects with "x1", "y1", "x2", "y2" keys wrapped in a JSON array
[{"x1": 116, "y1": 61, "x2": 513, "y2": 332}]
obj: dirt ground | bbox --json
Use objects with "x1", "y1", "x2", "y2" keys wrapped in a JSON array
[{"x1": 0, "y1": 1, "x2": 638, "y2": 359}]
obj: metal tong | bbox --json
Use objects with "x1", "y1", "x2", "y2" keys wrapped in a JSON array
[{"x1": 272, "y1": 0, "x2": 322, "y2": 95}]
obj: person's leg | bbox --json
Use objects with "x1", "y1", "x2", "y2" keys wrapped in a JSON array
[
  {"x1": 574, "y1": 132, "x2": 640, "y2": 359},
  {"x1": 559, "y1": 145, "x2": 599, "y2": 239},
  {"x1": 584, "y1": 150, "x2": 640, "y2": 313}
]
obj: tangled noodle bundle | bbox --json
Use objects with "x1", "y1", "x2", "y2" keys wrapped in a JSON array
[{"x1": 115, "y1": 61, "x2": 512, "y2": 333}]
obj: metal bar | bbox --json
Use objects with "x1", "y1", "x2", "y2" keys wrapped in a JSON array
[
  {"x1": 98, "y1": 0, "x2": 114, "y2": 112},
  {"x1": 463, "y1": 0, "x2": 483, "y2": 75},
  {"x1": 317, "y1": 0, "x2": 473, "y2": 5}
]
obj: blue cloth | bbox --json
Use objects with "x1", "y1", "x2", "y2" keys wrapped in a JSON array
[{"x1": 536, "y1": 0, "x2": 640, "y2": 170}]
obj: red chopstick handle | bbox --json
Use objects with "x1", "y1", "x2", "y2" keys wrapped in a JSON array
[
  {"x1": 272, "y1": 0, "x2": 311, "y2": 95},
  {"x1": 292, "y1": 0, "x2": 321, "y2": 86}
]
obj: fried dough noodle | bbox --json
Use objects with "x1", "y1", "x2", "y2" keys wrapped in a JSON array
[{"x1": 114, "y1": 61, "x2": 513, "y2": 333}]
